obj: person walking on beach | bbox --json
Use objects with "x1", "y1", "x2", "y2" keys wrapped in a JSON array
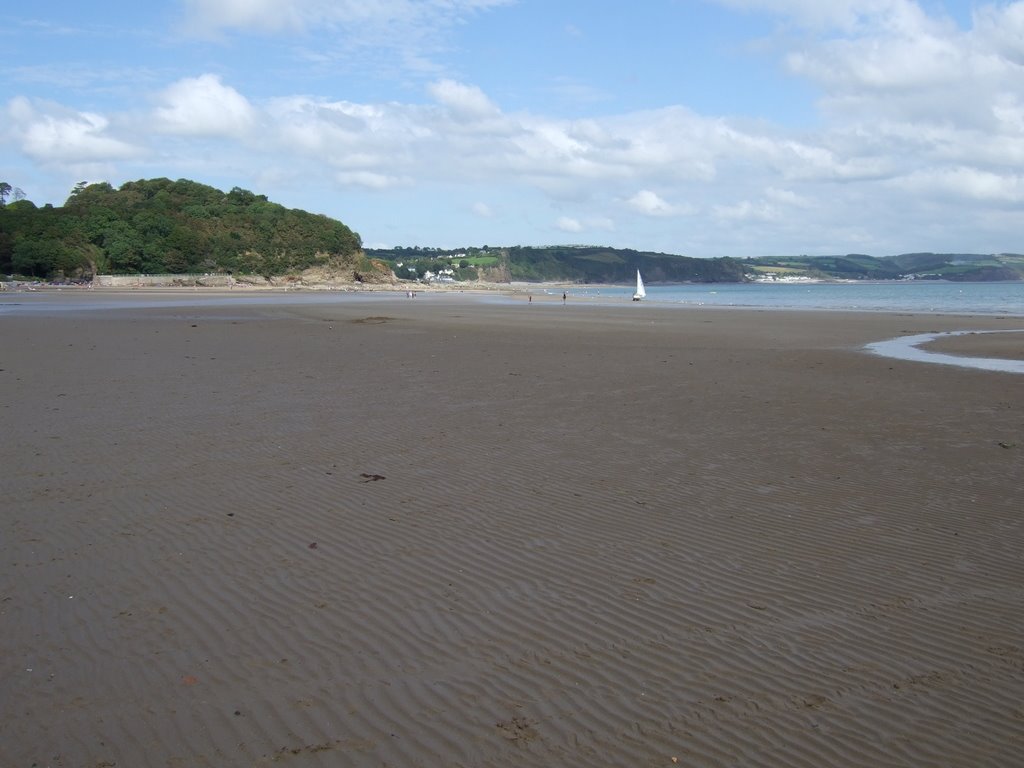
[{"x1": 562, "y1": 291, "x2": 567, "y2": 305}]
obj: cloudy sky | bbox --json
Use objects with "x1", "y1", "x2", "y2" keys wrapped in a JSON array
[{"x1": 2, "y1": 0, "x2": 1023, "y2": 256}]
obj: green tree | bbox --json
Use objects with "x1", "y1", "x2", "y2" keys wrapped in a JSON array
[
  {"x1": 101, "y1": 221, "x2": 144, "y2": 272},
  {"x1": 12, "y1": 239, "x2": 61, "y2": 277},
  {"x1": 67, "y1": 181, "x2": 88, "y2": 201},
  {"x1": 0, "y1": 176, "x2": 368, "y2": 278},
  {"x1": 226, "y1": 186, "x2": 257, "y2": 206},
  {"x1": 0, "y1": 231, "x2": 13, "y2": 273}
]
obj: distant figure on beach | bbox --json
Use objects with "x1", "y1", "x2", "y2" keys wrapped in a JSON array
[
  {"x1": 562, "y1": 292, "x2": 567, "y2": 304},
  {"x1": 528, "y1": 295, "x2": 532, "y2": 303}
]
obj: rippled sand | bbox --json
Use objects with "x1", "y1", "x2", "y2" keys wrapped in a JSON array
[{"x1": 3, "y1": 294, "x2": 1023, "y2": 767}]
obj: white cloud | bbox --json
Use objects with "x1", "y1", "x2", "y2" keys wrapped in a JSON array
[
  {"x1": 764, "y1": 186, "x2": 810, "y2": 207},
  {"x1": 894, "y1": 167, "x2": 1024, "y2": 204},
  {"x1": 627, "y1": 189, "x2": 679, "y2": 216},
  {"x1": 428, "y1": 79, "x2": 499, "y2": 120},
  {"x1": 183, "y1": 0, "x2": 514, "y2": 35},
  {"x1": 736, "y1": 0, "x2": 1024, "y2": 133},
  {"x1": 992, "y1": 93, "x2": 1024, "y2": 134},
  {"x1": 5, "y1": 96, "x2": 141, "y2": 165},
  {"x1": 178, "y1": 0, "x2": 518, "y2": 91},
  {"x1": 709, "y1": 0, "x2": 927, "y2": 33},
  {"x1": 153, "y1": 75, "x2": 257, "y2": 137},
  {"x1": 551, "y1": 215, "x2": 614, "y2": 233},
  {"x1": 973, "y1": 2, "x2": 1024, "y2": 63},
  {"x1": 267, "y1": 97, "x2": 391, "y2": 154},
  {"x1": 336, "y1": 170, "x2": 411, "y2": 190},
  {"x1": 713, "y1": 199, "x2": 780, "y2": 222},
  {"x1": 256, "y1": 83, "x2": 732, "y2": 193},
  {"x1": 556, "y1": 216, "x2": 583, "y2": 233},
  {"x1": 472, "y1": 201, "x2": 494, "y2": 217},
  {"x1": 700, "y1": 0, "x2": 1024, "y2": 222},
  {"x1": 181, "y1": 0, "x2": 307, "y2": 35}
]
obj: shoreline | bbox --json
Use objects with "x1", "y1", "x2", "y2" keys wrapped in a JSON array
[
  {"x1": 4, "y1": 278, "x2": 1023, "y2": 319},
  {"x1": 3, "y1": 289, "x2": 1023, "y2": 375}
]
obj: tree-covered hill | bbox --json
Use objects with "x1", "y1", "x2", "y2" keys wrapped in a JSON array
[
  {"x1": 371, "y1": 245, "x2": 1023, "y2": 285},
  {"x1": 881, "y1": 252, "x2": 1024, "y2": 280},
  {"x1": 503, "y1": 246, "x2": 746, "y2": 283},
  {"x1": 367, "y1": 245, "x2": 747, "y2": 284},
  {"x1": 742, "y1": 252, "x2": 1024, "y2": 281},
  {"x1": 0, "y1": 178, "x2": 371, "y2": 280}
]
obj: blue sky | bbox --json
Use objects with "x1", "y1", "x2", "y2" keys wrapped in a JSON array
[{"x1": 3, "y1": 0, "x2": 1023, "y2": 256}]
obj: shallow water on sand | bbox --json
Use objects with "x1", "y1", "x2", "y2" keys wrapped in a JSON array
[
  {"x1": 866, "y1": 330, "x2": 1024, "y2": 374},
  {"x1": 569, "y1": 280, "x2": 1024, "y2": 315}
]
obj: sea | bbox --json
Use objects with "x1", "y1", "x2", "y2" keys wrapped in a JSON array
[
  {"x1": 1, "y1": 280, "x2": 1022, "y2": 317},
  {"x1": 565, "y1": 280, "x2": 1024, "y2": 316}
]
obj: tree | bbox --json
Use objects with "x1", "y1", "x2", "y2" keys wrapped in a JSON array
[
  {"x1": 0, "y1": 176, "x2": 367, "y2": 278},
  {"x1": 226, "y1": 186, "x2": 257, "y2": 206},
  {"x1": 11, "y1": 239, "x2": 59, "y2": 277},
  {"x1": 0, "y1": 182, "x2": 10, "y2": 206}
]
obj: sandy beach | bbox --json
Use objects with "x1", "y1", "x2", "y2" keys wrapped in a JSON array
[{"x1": 2, "y1": 291, "x2": 1023, "y2": 767}]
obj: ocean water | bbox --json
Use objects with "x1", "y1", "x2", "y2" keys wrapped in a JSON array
[
  {"x1": 2, "y1": 280, "x2": 1022, "y2": 317},
  {"x1": 569, "y1": 281, "x2": 1024, "y2": 316}
]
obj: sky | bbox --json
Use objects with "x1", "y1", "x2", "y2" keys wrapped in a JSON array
[{"x1": 2, "y1": 0, "x2": 1023, "y2": 257}]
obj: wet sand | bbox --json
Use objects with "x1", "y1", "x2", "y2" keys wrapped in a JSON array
[
  {"x1": 922, "y1": 330, "x2": 1024, "y2": 361},
  {"x1": 2, "y1": 293, "x2": 1023, "y2": 767}
]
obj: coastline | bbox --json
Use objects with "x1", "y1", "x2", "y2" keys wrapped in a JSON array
[
  {"x1": 2, "y1": 296, "x2": 1023, "y2": 767},
  {"x1": 6, "y1": 277, "x2": 1023, "y2": 318}
]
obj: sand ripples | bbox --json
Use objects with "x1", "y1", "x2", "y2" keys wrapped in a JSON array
[{"x1": 3, "y1": 306, "x2": 1022, "y2": 766}]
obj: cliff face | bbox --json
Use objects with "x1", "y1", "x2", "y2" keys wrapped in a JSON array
[
  {"x1": 299, "y1": 254, "x2": 396, "y2": 285},
  {"x1": 478, "y1": 260, "x2": 512, "y2": 283}
]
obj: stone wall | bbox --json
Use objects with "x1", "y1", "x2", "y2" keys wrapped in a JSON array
[{"x1": 95, "y1": 274, "x2": 235, "y2": 287}]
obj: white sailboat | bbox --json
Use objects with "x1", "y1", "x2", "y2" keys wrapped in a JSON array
[{"x1": 632, "y1": 269, "x2": 646, "y2": 301}]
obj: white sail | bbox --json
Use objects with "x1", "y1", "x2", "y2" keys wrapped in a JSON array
[{"x1": 632, "y1": 270, "x2": 646, "y2": 300}]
